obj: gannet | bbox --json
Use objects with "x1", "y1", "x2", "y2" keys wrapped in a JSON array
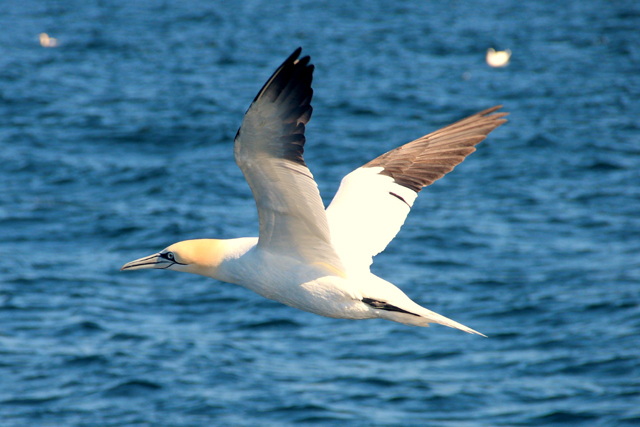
[
  {"x1": 122, "y1": 48, "x2": 507, "y2": 335},
  {"x1": 486, "y1": 48, "x2": 511, "y2": 67}
]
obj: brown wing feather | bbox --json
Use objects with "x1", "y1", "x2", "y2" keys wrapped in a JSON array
[{"x1": 364, "y1": 106, "x2": 508, "y2": 192}]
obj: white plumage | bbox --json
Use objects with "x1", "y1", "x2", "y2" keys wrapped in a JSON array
[{"x1": 121, "y1": 48, "x2": 508, "y2": 336}]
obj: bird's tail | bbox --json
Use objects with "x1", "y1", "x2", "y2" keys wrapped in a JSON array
[
  {"x1": 362, "y1": 275, "x2": 486, "y2": 336},
  {"x1": 377, "y1": 305, "x2": 486, "y2": 336}
]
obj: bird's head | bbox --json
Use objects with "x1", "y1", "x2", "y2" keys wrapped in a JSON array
[{"x1": 120, "y1": 239, "x2": 224, "y2": 277}]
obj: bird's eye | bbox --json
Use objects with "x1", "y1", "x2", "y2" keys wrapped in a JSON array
[{"x1": 166, "y1": 252, "x2": 175, "y2": 260}]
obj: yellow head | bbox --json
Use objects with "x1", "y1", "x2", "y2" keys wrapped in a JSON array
[{"x1": 121, "y1": 239, "x2": 225, "y2": 277}]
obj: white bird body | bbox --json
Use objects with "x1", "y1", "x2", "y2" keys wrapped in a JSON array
[
  {"x1": 487, "y1": 48, "x2": 512, "y2": 67},
  {"x1": 122, "y1": 48, "x2": 507, "y2": 336},
  {"x1": 168, "y1": 236, "x2": 479, "y2": 333},
  {"x1": 211, "y1": 238, "x2": 361, "y2": 319}
]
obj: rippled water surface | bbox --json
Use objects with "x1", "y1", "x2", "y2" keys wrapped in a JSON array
[{"x1": 1, "y1": 1, "x2": 639, "y2": 426}]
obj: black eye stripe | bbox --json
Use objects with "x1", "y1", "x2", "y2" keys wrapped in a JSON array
[{"x1": 159, "y1": 252, "x2": 185, "y2": 265}]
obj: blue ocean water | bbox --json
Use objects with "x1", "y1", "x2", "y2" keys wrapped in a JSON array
[{"x1": 1, "y1": 0, "x2": 639, "y2": 426}]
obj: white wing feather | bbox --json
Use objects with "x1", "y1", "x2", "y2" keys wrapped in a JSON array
[
  {"x1": 326, "y1": 167, "x2": 417, "y2": 274},
  {"x1": 234, "y1": 49, "x2": 345, "y2": 272},
  {"x1": 327, "y1": 106, "x2": 508, "y2": 274}
]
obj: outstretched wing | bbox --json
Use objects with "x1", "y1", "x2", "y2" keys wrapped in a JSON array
[
  {"x1": 326, "y1": 106, "x2": 508, "y2": 273},
  {"x1": 234, "y1": 48, "x2": 345, "y2": 273}
]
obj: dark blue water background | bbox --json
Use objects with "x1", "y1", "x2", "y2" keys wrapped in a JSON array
[{"x1": 1, "y1": 1, "x2": 639, "y2": 426}]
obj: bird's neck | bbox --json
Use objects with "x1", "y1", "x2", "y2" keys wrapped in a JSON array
[{"x1": 179, "y1": 237, "x2": 258, "y2": 282}]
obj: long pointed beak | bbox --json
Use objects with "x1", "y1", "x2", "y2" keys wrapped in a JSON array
[{"x1": 121, "y1": 253, "x2": 169, "y2": 271}]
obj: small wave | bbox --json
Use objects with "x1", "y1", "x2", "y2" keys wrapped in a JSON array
[
  {"x1": 470, "y1": 279, "x2": 507, "y2": 287},
  {"x1": 57, "y1": 320, "x2": 105, "y2": 336},
  {"x1": 585, "y1": 161, "x2": 625, "y2": 171},
  {"x1": 360, "y1": 377, "x2": 398, "y2": 387},
  {"x1": 525, "y1": 133, "x2": 558, "y2": 148},
  {"x1": 64, "y1": 354, "x2": 109, "y2": 367},
  {"x1": 296, "y1": 415, "x2": 353, "y2": 423},
  {"x1": 243, "y1": 319, "x2": 302, "y2": 330},
  {"x1": 559, "y1": 355, "x2": 636, "y2": 376},
  {"x1": 424, "y1": 350, "x2": 462, "y2": 361},
  {"x1": 531, "y1": 410, "x2": 598, "y2": 425},
  {"x1": 109, "y1": 332, "x2": 148, "y2": 342},
  {"x1": 264, "y1": 403, "x2": 330, "y2": 415},
  {"x1": 491, "y1": 305, "x2": 542, "y2": 319},
  {"x1": 272, "y1": 407, "x2": 354, "y2": 425},
  {"x1": 185, "y1": 402, "x2": 225, "y2": 416},
  {"x1": 1, "y1": 395, "x2": 61, "y2": 406},
  {"x1": 420, "y1": 259, "x2": 468, "y2": 267},
  {"x1": 103, "y1": 380, "x2": 162, "y2": 398}
]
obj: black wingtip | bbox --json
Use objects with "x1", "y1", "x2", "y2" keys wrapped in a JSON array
[
  {"x1": 284, "y1": 47, "x2": 303, "y2": 67},
  {"x1": 243, "y1": 48, "x2": 315, "y2": 167},
  {"x1": 252, "y1": 48, "x2": 307, "y2": 104}
]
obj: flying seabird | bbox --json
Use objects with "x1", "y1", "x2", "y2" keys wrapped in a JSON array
[{"x1": 121, "y1": 48, "x2": 507, "y2": 335}]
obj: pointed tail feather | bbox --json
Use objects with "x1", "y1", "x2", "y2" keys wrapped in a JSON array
[{"x1": 376, "y1": 305, "x2": 486, "y2": 336}]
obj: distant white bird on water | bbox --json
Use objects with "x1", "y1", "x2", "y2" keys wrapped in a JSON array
[
  {"x1": 486, "y1": 48, "x2": 511, "y2": 67},
  {"x1": 121, "y1": 48, "x2": 507, "y2": 335}
]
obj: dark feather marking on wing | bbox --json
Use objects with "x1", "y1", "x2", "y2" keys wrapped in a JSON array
[
  {"x1": 389, "y1": 191, "x2": 411, "y2": 207},
  {"x1": 239, "y1": 47, "x2": 314, "y2": 167},
  {"x1": 362, "y1": 298, "x2": 420, "y2": 317},
  {"x1": 365, "y1": 106, "x2": 508, "y2": 192}
]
